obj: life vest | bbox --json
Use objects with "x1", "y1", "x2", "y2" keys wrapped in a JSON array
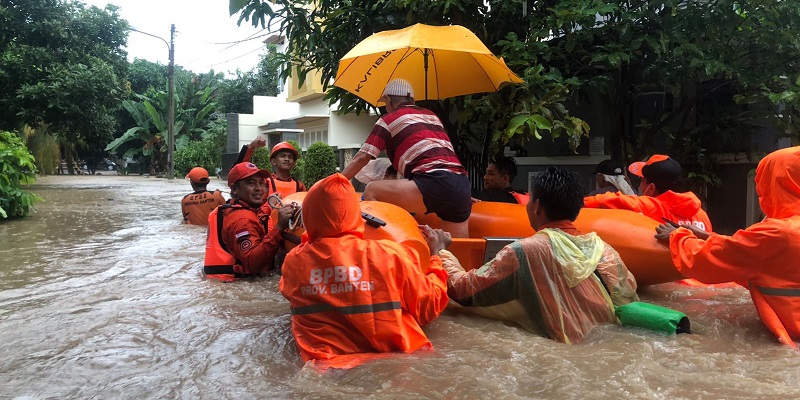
[
  {"x1": 268, "y1": 175, "x2": 302, "y2": 199},
  {"x1": 203, "y1": 204, "x2": 255, "y2": 282},
  {"x1": 264, "y1": 176, "x2": 303, "y2": 231},
  {"x1": 511, "y1": 191, "x2": 529, "y2": 205}
]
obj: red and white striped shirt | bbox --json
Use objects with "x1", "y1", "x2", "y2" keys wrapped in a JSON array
[{"x1": 360, "y1": 105, "x2": 467, "y2": 178}]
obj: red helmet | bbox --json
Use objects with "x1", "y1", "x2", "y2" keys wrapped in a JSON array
[{"x1": 270, "y1": 142, "x2": 299, "y2": 159}]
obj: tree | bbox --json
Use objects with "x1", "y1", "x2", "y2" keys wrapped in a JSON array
[
  {"x1": 0, "y1": 0, "x2": 130, "y2": 174},
  {"x1": 233, "y1": 0, "x2": 800, "y2": 194},
  {"x1": 217, "y1": 44, "x2": 283, "y2": 114},
  {"x1": 230, "y1": 0, "x2": 588, "y2": 165},
  {"x1": 106, "y1": 71, "x2": 223, "y2": 175},
  {"x1": 0, "y1": 130, "x2": 41, "y2": 219}
]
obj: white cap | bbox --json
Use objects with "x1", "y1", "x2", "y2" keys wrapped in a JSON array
[{"x1": 382, "y1": 78, "x2": 414, "y2": 99}]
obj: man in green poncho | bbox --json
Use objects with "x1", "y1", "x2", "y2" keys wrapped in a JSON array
[{"x1": 437, "y1": 167, "x2": 639, "y2": 344}]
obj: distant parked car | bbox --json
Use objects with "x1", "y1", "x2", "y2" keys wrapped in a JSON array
[{"x1": 81, "y1": 159, "x2": 118, "y2": 174}]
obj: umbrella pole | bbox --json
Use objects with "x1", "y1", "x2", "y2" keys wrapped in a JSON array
[{"x1": 424, "y1": 48, "x2": 429, "y2": 99}]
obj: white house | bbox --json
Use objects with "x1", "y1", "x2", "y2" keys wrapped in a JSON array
[{"x1": 225, "y1": 35, "x2": 378, "y2": 169}]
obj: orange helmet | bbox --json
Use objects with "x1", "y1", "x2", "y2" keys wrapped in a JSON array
[{"x1": 270, "y1": 142, "x2": 299, "y2": 159}]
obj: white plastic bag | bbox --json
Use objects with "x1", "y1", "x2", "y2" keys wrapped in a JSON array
[{"x1": 355, "y1": 158, "x2": 396, "y2": 184}]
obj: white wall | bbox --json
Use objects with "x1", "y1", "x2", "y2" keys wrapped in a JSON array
[
  {"x1": 329, "y1": 112, "x2": 378, "y2": 149},
  {"x1": 236, "y1": 96, "x2": 300, "y2": 148},
  {"x1": 297, "y1": 98, "x2": 332, "y2": 116}
]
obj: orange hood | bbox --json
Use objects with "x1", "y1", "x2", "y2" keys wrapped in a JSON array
[
  {"x1": 755, "y1": 146, "x2": 800, "y2": 219},
  {"x1": 303, "y1": 173, "x2": 365, "y2": 241}
]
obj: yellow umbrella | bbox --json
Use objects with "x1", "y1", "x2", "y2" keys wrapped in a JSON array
[{"x1": 333, "y1": 23, "x2": 523, "y2": 106}]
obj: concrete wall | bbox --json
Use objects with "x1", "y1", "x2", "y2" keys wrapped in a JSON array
[
  {"x1": 236, "y1": 96, "x2": 300, "y2": 148},
  {"x1": 329, "y1": 112, "x2": 378, "y2": 149}
]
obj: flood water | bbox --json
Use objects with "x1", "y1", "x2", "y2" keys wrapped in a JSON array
[{"x1": 1, "y1": 175, "x2": 799, "y2": 399}]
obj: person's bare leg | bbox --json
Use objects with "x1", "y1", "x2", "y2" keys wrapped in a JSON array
[
  {"x1": 363, "y1": 179, "x2": 427, "y2": 216},
  {"x1": 364, "y1": 180, "x2": 470, "y2": 238},
  {"x1": 440, "y1": 219, "x2": 469, "y2": 238}
]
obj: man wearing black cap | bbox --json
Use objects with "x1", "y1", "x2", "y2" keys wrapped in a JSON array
[
  {"x1": 584, "y1": 155, "x2": 712, "y2": 231},
  {"x1": 588, "y1": 160, "x2": 635, "y2": 196}
]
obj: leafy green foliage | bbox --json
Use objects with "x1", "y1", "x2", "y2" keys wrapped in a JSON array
[
  {"x1": 0, "y1": 0, "x2": 129, "y2": 159},
  {"x1": 217, "y1": 45, "x2": 283, "y2": 114},
  {"x1": 174, "y1": 117, "x2": 228, "y2": 176},
  {"x1": 303, "y1": 142, "x2": 337, "y2": 188},
  {"x1": 250, "y1": 147, "x2": 271, "y2": 171},
  {"x1": 23, "y1": 125, "x2": 60, "y2": 175},
  {"x1": 106, "y1": 71, "x2": 222, "y2": 174},
  {"x1": 0, "y1": 130, "x2": 42, "y2": 219},
  {"x1": 231, "y1": 0, "x2": 800, "y2": 196}
]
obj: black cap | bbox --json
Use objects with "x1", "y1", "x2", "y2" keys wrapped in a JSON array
[
  {"x1": 641, "y1": 157, "x2": 683, "y2": 192},
  {"x1": 593, "y1": 160, "x2": 625, "y2": 176}
]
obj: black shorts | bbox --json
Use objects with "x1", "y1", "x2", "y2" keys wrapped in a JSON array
[{"x1": 411, "y1": 170, "x2": 472, "y2": 223}]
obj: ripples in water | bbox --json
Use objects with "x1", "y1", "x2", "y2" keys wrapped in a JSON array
[{"x1": 1, "y1": 175, "x2": 799, "y2": 399}]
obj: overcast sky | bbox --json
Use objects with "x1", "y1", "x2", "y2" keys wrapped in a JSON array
[{"x1": 80, "y1": 0, "x2": 275, "y2": 75}]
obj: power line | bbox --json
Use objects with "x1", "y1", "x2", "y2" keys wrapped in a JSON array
[{"x1": 202, "y1": 45, "x2": 265, "y2": 70}]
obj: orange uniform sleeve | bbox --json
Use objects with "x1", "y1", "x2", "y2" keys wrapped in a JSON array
[
  {"x1": 584, "y1": 192, "x2": 661, "y2": 216},
  {"x1": 398, "y1": 250, "x2": 449, "y2": 327},
  {"x1": 224, "y1": 216, "x2": 282, "y2": 275},
  {"x1": 668, "y1": 222, "x2": 789, "y2": 284}
]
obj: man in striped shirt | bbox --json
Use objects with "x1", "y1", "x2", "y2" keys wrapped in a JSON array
[{"x1": 341, "y1": 79, "x2": 472, "y2": 237}]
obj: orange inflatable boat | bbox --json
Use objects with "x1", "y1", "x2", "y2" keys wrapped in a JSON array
[{"x1": 277, "y1": 193, "x2": 682, "y2": 287}]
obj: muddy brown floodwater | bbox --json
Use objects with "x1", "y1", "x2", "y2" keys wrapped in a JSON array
[{"x1": 1, "y1": 175, "x2": 799, "y2": 399}]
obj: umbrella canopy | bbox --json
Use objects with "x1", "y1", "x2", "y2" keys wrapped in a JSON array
[{"x1": 333, "y1": 23, "x2": 523, "y2": 106}]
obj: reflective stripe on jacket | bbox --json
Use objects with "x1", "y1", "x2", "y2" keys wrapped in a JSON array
[
  {"x1": 669, "y1": 146, "x2": 800, "y2": 347},
  {"x1": 279, "y1": 173, "x2": 449, "y2": 369}
]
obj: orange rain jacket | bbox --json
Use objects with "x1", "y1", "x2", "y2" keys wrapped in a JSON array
[
  {"x1": 668, "y1": 146, "x2": 800, "y2": 347},
  {"x1": 585, "y1": 190, "x2": 712, "y2": 232},
  {"x1": 182, "y1": 189, "x2": 226, "y2": 225},
  {"x1": 279, "y1": 174, "x2": 449, "y2": 369},
  {"x1": 443, "y1": 221, "x2": 639, "y2": 344}
]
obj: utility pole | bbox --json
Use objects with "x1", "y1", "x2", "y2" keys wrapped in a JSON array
[
  {"x1": 167, "y1": 24, "x2": 175, "y2": 179},
  {"x1": 129, "y1": 25, "x2": 176, "y2": 179}
]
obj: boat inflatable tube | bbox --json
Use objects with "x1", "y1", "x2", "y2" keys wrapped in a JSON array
[
  {"x1": 615, "y1": 302, "x2": 691, "y2": 334},
  {"x1": 416, "y1": 201, "x2": 683, "y2": 287},
  {"x1": 275, "y1": 192, "x2": 431, "y2": 272}
]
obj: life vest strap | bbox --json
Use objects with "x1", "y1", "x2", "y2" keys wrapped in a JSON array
[{"x1": 204, "y1": 265, "x2": 236, "y2": 275}]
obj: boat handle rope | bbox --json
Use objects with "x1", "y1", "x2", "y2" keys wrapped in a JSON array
[{"x1": 266, "y1": 193, "x2": 303, "y2": 230}]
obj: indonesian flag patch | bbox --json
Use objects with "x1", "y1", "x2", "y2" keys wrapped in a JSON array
[{"x1": 235, "y1": 230, "x2": 252, "y2": 251}]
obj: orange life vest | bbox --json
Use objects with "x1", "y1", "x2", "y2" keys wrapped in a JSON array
[
  {"x1": 268, "y1": 176, "x2": 302, "y2": 199},
  {"x1": 204, "y1": 204, "x2": 246, "y2": 282}
]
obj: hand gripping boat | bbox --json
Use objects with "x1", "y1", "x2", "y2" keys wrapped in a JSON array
[{"x1": 276, "y1": 193, "x2": 683, "y2": 287}]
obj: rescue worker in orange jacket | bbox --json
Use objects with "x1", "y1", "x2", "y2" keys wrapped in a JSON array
[
  {"x1": 442, "y1": 167, "x2": 639, "y2": 344},
  {"x1": 584, "y1": 154, "x2": 713, "y2": 232},
  {"x1": 236, "y1": 137, "x2": 307, "y2": 199},
  {"x1": 182, "y1": 167, "x2": 226, "y2": 225},
  {"x1": 279, "y1": 173, "x2": 450, "y2": 369},
  {"x1": 655, "y1": 146, "x2": 800, "y2": 348},
  {"x1": 203, "y1": 162, "x2": 295, "y2": 281}
]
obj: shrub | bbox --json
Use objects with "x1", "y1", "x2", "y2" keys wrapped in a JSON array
[
  {"x1": 0, "y1": 130, "x2": 42, "y2": 219},
  {"x1": 303, "y1": 141, "x2": 337, "y2": 188},
  {"x1": 250, "y1": 147, "x2": 271, "y2": 171},
  {"x1": 175, "y1": 138, "x2": 221, "y2": 177}
]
